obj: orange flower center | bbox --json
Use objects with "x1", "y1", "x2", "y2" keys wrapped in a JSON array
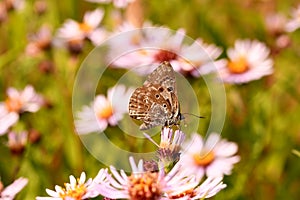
[
  {"x1": 128, "y1": 172, "x2": 161, "y2": 200},
  {"x1": 97, "y1": 104, "x2": 113, "y2": 119},
  {"x1": 5, "y1": 98, "x2": 22, "y2": 112},
  {"x1": 227, "y1": 56, "x2": 249, "y2": 74},
  {"x1": 59, "y1": 181, "x2": 87, "y2": 200},
  {"x1": 154, "y1": 50, "x2": 177, "y2": 63},
  {"x1": 193, "y1": 151, "x2": 215, "y2": 167},
  {"x1": 78, "y1": 23, "x2": 93, "y2": 34}
]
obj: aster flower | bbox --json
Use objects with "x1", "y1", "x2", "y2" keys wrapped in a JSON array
[
  {"x1": 7, "y1": 131, "x2": 28, "y2": 155},
  {"x1": 110, "y1": 28, "x2": 223, "y2": 76},
  {"x1": 285, "y1": 4, "x2": 300, "y2": 32},
  {"x1": 85, "y1": 0, "x2": 136, "y2": 8},
  {"x1": 0, "y1": 177, "x2": 28, "y2": 199},
  {"x1": 75, "y1": 85, "x2": 134, "y2": 134},
  {"x1": 25, "y1": 25, "x2": 52, "y2": 56},
  {"x1": 144, "y1": 127, "x2": 185, "y2": 167},
  {"x1": 94, "y1": 157, "x2": 199, "y2": 199},
  {"x1": 216, "y1": 39, "x2": 273, "y2": 84},
  {"x1": 54, "y1": 9, "x2": 106, "y2": 51},
  {"x1": 0, "y1": 85, "x2": 44, "y2": 135},
  {"x1": 36, "y1": 172, "x2": 98, "y2": 200},
  {"x1": 179, "y1": 133, "x2": 240, "y2": 180},
  {"x1": 165, "y1": 176, "x2": 226, "y2": 200}
]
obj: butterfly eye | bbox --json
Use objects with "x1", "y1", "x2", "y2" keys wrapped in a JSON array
[
  {"x1": 167, "y1": 87, "x2": 173, "y2": 92},
  {"x1": 163, "y1": 104, "x2": 167, "y2": 108},
  {"x1": 155, "y1": 94, "x2": 160, "y2": 99}
]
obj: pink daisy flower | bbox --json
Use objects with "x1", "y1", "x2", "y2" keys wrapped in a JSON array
[
  {"x1": 0, "y1": 177, "x2": 28, "y2": 199},
  {"x1": 75, "y1": 85, "x2": 134, "y2": 134},
  {"x1": 54, "y1": 9, "x2": 107, "y2": 49},
  {"x1": 217, "y1": 39, "x2": 273, "y2": 84},
  {"x1": 179, "y1": 133, "x2": 240, "y2": 180},
  {"x1": 285, "y1": 4, "x2": 300, "y2": 32},
  {"x1": 0, "y1": 85, "x2": 44, "y2": 135},
  {"x1": 110, "y1": 27, "x2": 223, "y2": 76},
  {"x1": 94, "y1": 157, "x2": 226, "y2": 199}
]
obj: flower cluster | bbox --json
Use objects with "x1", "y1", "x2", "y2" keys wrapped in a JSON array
[
  {"x1": 37, "y1": 128, "x2": 239, "y2": 199},
  {"x1": 0, "y1": 85, "x2": 44, "y2": 154},
  {"x1": 0, "y1": 177, "x2": 28, "y2": 199}
]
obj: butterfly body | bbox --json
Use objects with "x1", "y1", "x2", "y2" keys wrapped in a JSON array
[{"x1": 129, "y1": 61, "x2": 182, "y2": 130}]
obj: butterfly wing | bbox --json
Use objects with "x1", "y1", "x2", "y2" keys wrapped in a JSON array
[
  {"x1": 129, "y1": 84, "x2": 173, "y2": 130},
  {"x1": 144, "y1": 61, "x2": 177, "y2": 94}
]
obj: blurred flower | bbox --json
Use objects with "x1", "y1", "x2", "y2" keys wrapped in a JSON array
[
  {"x1": 265, "y1": 13, "x2": 287, "y2": 36},
  {"x1": 7, "y1": 131, "x2": 28, "y2": 155},
  {"x1": 75, "y1": 85, "x2": 134, "y2": 134},
  {"x1": 144, "y1": 127, "x2": 185, "y2": 167},
  {"x1": 285, "y1": 4, "x2": 300, "y2": 32},
  {"x1": 179, "y1": 133, "x2": 240, "y2": 180},
  {"x1": 25, "y1": 25, "x2": 52, "y2": 57},
  {"x1": 54, "y1": 9, "x2": 107, "y2": 52},
  {"x1": 3, "y1": 0, "x2": 25, "y2": 11},
  {"x1": 36, "y1": 172, "x2": 98, "y2": 200},
  {"x1": 34, "y1": 0, "x2": 47, "y2": 15},
  {"x1": 110, "y1": 28, "x2": 223, "y2": 76},
  {"x1": 216, "y1": 39, "x2": 273, "y2": 84},
  {"x1": 0, "y1": 85, "x2": 44, "y2": 135},
  {"x1": 86, "y1": 0, "x2": 136, "y2": 8},
  {"x1": 94, "y1": 157, "x2": 199, "y2": 199},
  {"x1": 0, "y1": 3, "x2": 8, "y2": 23},
  {"x1": 0, "y1": 177, "x2": 28, "y2": 199}
]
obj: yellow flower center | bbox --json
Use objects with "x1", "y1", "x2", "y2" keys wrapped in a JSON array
[
  {"x1": 193, "y1": 151, "x2": 215, "y2": 167},
  {"x1": 128, "y1": 172, "x2": 161, "y2": 200},
  {"x1": 59, "y1": 181, "x2": 87, "y2": 200},
  {"x1": 227, "y1": 56, "x2": 249, "y2": 74},
  {"x1": 97, "y1": 104, "x2": 113, "y2": 119},
  {"x1": 5, "y1": 98, "x2": 22, "y2": 112},
  {"x1": 78, "y1": 23, "x2": 93, "y2": 34}
]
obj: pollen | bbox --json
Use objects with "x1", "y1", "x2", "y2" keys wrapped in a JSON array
[
  {"x1": 154, "y1": 50, "x2": 177, "y2": 63},
  {"x1": 78, "y1": 22, "x2": 93, "y2": 34},
  {"x1": 59, "y1": 181, "x2": 87, "y2": 200},
  {"x1": 227, "y1": 56, "x2": 249, "y2": 74},
  {"x1": 193, "y1": 151, "x2": 215, "y2": 167},
  {"x1": 5, "y1": 98, "x2": 22, "y2": 112},
  {"x1": 128, "y1": 172, "x2": 161, "y2": 200},
  {"x1": 97, "y1": 103, "x2": 113, "y2": 119}
]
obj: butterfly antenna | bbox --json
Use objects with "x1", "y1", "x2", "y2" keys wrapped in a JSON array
[{"x1": 181, "y1": 113, "x2": 205, "y2": 119}]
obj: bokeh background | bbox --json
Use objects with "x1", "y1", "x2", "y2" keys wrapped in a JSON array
[{"x1": 0, "y1": 0, "x2": 300, "y2": 199}]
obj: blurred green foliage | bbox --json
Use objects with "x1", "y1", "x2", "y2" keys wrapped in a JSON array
[{"x1": 0, "y1": 0, "x2": 300, "y2": 199}]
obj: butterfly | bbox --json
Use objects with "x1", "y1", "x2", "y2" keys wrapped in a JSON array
[{"x1": 128, "y1": 61, "x2": 183, "y2": 130}]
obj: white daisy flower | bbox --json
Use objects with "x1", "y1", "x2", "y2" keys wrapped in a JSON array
[
  {"x1": 75, "y1": 85, "x2": 134, "y2": 134},
  {"x1": 179, "y1": 133, "x2": 240, "y2": 180},
  {"x1": 55, "y1": 9, "x2": 106, "y2": 49},
  {"x1": 0, "y1": 177, "x2": 28, "y2": 200},
  {"x1": 85, "y1": 0, "x2": 136, "y2": 8},
  {"x1": 0, "y1": 85, "x2": 44, "y2": 135},
  {"x1": 110, "y1": 28, "x2": 223, "y2": 76},
  {"x1": 285, "y1": 4, "x2": 300, "y2": 32},
  {"x1": 36, "y1": 172, "x2": 98, "y2": 200},
  {"x1": 217, "y1": 39, "x2": 273, "y2": 84}
]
